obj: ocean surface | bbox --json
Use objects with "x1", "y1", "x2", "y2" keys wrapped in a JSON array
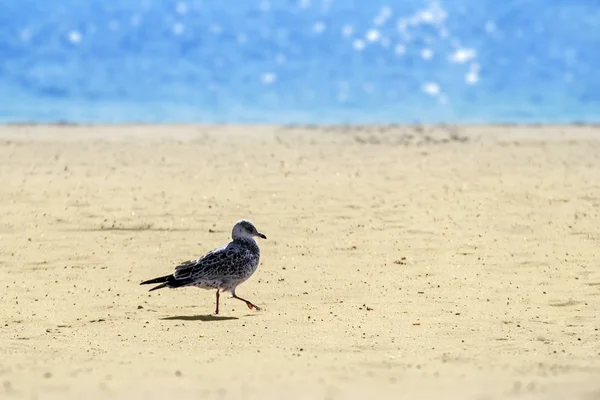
[{"x1": 1, "y1": 0, "x2": 599, "y2": 124}]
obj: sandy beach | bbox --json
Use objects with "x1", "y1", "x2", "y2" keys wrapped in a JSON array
[{"x1": 0, "y1": 124, "x2": 599, "y2": 400}]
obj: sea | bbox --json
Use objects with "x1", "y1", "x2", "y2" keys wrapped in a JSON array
[{"x1": 1, "y1": 0, "x2": 599, "y2": 124}]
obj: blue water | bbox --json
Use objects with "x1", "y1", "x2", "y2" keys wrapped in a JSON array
[{"x1": 1, "y1": 0, "x2": 599, "y2": 124}]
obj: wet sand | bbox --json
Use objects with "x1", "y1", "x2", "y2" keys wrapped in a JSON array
[{"x1": 0, "y1": 124, "x2": 599, "y2": 400}]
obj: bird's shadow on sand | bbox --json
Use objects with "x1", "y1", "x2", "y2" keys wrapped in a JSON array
[{"x1": 161, "y1": 315, "x2": 238, "y2": 322}]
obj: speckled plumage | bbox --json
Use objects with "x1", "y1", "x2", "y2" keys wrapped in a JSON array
[
  {"x1": 140, "y1": 219, "x2": 266, "y2": 314},
  {"x1": 172, "y1": 236, "x2": 260, "y2": 291}
]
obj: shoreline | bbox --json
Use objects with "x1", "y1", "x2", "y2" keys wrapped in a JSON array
[{"x1": 1, "y1": 123, "x2": 600, "y2": 143}]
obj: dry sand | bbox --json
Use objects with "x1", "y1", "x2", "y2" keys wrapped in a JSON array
[{"x1": 0, "y1": 124, "x2": 599, "y2": 400}]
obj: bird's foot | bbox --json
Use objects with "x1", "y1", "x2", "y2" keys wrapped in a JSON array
[{"x1": 246, "y1": 302, "x2": 261, "y2": 311}]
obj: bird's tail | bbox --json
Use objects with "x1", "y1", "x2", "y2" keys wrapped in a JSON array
[{"x1": 140, "y1": 274, "x2": 172, "y2": 292}]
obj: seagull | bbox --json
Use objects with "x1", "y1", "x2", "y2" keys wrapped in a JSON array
[{"x1": 140, "y1": 219, "x2": 266, "y2": 315}]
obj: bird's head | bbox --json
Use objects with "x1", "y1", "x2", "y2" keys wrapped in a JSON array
[{"x1": 232, "y1": 219, "x2": 267, "y2": 240}]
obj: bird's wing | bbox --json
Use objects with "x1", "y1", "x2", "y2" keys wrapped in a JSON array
[{"x1": 173, "y1": 243, "x2": 254, "y2": 281}]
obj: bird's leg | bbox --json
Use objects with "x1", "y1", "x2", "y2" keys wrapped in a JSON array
[
  {"x1": 231, "y1": 294, "x2": 261, "y2": 311},
  {"x1": 215, "y1": 289, "x2": 220, "y2": 315}
]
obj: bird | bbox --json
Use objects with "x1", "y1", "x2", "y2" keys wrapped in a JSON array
[{"x1": 140, "y1": 219, "x2": 266, "y2": 315}]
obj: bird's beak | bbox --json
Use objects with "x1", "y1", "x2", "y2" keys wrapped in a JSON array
[{"x1": 257, "y1": 233, "x2": 267, "y2": 240}]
